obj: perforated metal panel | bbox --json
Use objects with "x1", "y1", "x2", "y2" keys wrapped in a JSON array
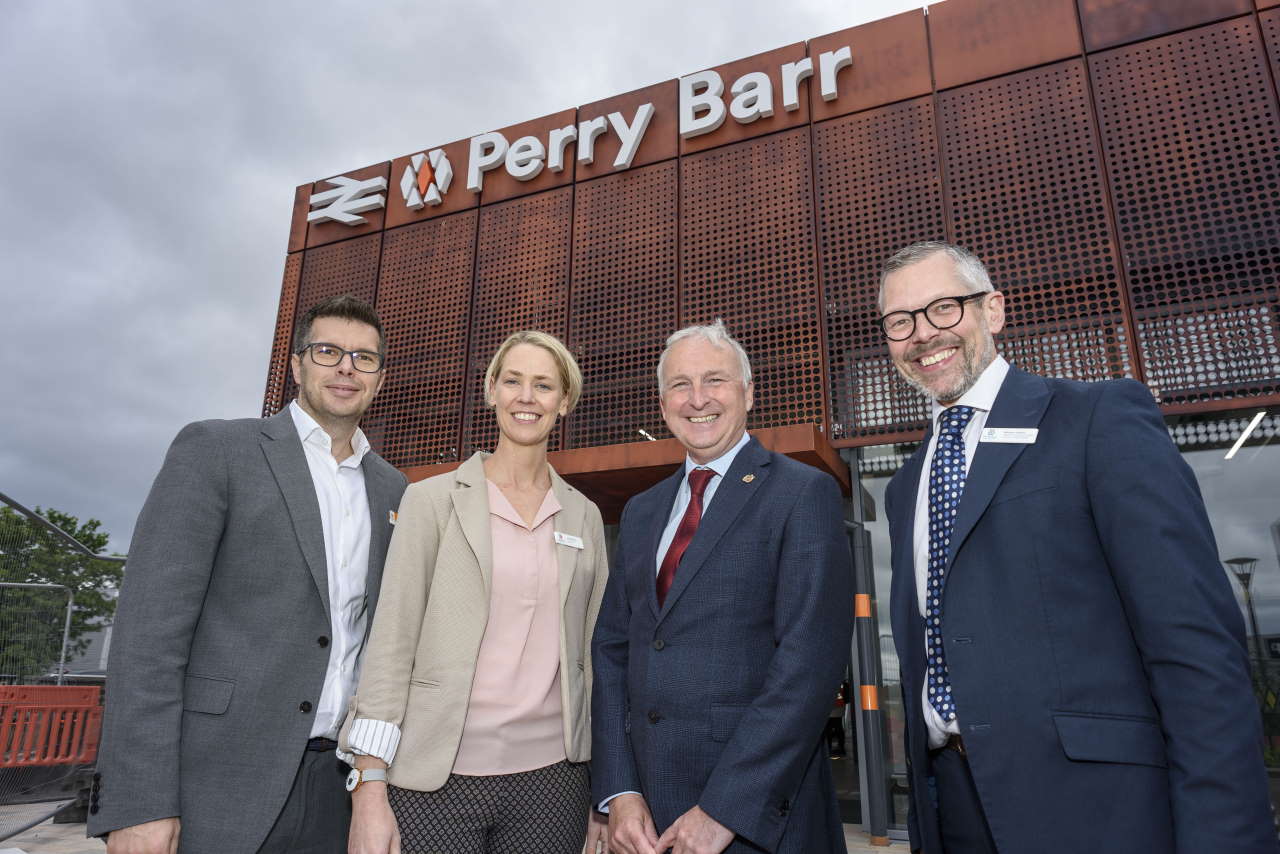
[
  {"x1": 284, "y1": 233, "x2": 383, "y2": 407},
  {"x1": 567, "y1": 162, "x2": 678, "y2": 448},
  {"x1": 361, "y1": 211, "x2": 477, "y2": 468},
  {"x1": 680, "y1": 128, "x2": 826, "y2": 431},
  {"x1": 940, "y1": 59, "x2": 1133, "y2": 386},
  {"x1": 461, "y1": 188, "x2": 573, "y2": 456},
  {"x1": 1091, "y1": 18, "x2": 1280, "y2": 408},
  {"x1": 262, "y1": 252, "x2": 302, "y2": 417},
  {"x1": 815, "y1": 96, "x2": 944, "y2": 442}
]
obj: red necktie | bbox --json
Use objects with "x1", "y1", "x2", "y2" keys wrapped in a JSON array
[{"x1": 656, "y1": 468, "x2": 716, "y2": 608}]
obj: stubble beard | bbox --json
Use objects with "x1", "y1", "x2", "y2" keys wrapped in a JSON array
[{"x1": 896, "y1": 332, "x2": 997, "y2": 404}]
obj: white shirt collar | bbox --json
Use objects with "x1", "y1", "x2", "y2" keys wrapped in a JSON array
[
  {"x1": 288, "y1": 400, "x2": 371, "y2": 467},
  {"x1": 683, "y1": 430, "x2": 751, "y2": 479},
  {"x1": 928, "y1": 354, "x2": 1010, "y2": 427}
]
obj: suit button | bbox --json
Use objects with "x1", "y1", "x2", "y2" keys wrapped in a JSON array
[
  {"x1": 93, "y1": 772, "x2": 101, "y2": 783},
  {"x1": 89, "y1": 804, "x2": 99, "y2": 815},
  {"x1": 317, "y1": 636, "x2": 330, "y2": 648},
  {"x1": 299, "y1": 701, "x2": 313, "y2": 713},
  {"x1": 647, "y1": 710, "x2": 661, "y2": 724},
  {"x1": 652, "y1": 639, "x2": 665, "y2": 650}
]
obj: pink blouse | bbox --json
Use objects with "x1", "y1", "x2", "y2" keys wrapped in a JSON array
[{"x1": 451, "y1": 481, "x2": 567, "y2": 775}]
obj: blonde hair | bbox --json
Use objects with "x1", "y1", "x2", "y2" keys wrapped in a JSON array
[{"x1": 485, "y1": 330, "x2": 583, "y2": 414}]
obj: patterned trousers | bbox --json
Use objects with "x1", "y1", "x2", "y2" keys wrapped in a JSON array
[{"x1": 388, "y1": 759, "x2": 590, "y2": 854}]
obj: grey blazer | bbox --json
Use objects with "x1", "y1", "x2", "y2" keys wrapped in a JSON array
[
  {"x1": 339, "y1": 452, "x2": 609, "y2": 791},
  {"x1": 88, "y1": 409, "x2": 407, "y2": 853}
]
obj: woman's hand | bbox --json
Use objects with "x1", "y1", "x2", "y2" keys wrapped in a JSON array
[
  {"x1": 348, "y1": 781, "x2": 399, "y2": 854},
  {"x1": 583, "y1": 808, "x2": 610, "y2": 854}
]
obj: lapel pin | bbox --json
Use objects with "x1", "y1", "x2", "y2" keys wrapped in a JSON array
[{"x1": 742, "y1": 474, "x2": 755, "y2": 483}]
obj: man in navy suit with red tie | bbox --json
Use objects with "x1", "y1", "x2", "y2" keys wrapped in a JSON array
[
  {"x1": 880, "y1": 241, "x2": 1276, "y2": 853},
  {"x1": 592, "y1": 320, "x2": 854, "y2": 854}
]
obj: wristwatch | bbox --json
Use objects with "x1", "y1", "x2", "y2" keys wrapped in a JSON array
[{"x1": 345, "y1": 767, "x2": 388, "y2": 792}]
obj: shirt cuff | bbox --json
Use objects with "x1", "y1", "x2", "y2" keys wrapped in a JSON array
[
  {"x1": 336, "y1": 717, "x2": 401, "y2": 766},
  {"x1": 598, "y1": 791, "x2": 642, "y2": 813}
]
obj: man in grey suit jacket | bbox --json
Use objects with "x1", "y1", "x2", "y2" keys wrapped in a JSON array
[
  {"x1": 592, "y1": 321, "x2": 854, "y2": 854},
  {"x1": 89, "y1": 296, "x2": 408, "y2": 854}
]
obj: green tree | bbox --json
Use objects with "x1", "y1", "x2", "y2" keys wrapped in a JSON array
[{"x1": 0, "y1": 506, "x2": 124, "y2": 681}]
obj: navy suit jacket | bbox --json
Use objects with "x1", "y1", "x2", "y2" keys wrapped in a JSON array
[
  {"x1": 591, "y1": 437, "x2": 854, "y2": 853},
  {"x1": 886, "y1": 367, "x2": 1276, "y2": 854}
]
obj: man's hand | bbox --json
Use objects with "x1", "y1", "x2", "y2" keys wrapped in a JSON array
[
  {"x1": 105, "y1": 817, "x2": 180, "y2": 854},
  {"x1": 653, "y1": 805, "x2": 733, "y2": 854},
  {"x1": 348, "y1": 782, "x2": 399, "y2": 854},
  {"x1": 607, "y1": 793, "x2": 659, "y2": 854},
  {"x1": 583, "y1": 809, "x2": 609, "y2": 853}
]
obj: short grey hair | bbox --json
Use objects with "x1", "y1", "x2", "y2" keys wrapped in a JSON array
[
  {"x1": 657, "y1": 319, "x2": 753, "y2": 392},
  {"x1": 877, "y1": 241, "x2": 994, "y2": 312}
]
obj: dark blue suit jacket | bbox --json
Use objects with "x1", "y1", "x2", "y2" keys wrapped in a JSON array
[
  {"x1": 591, "y1": 437, "x2": 854, "y2": 853},
  {"x1": 886, "y1": 367, "x2": 1276, "y2": 854}
]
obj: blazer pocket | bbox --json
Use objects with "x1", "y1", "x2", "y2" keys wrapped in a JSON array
[
  {"x1": 990, "y1": 469, "x2": 1057, "y2": 506},
  {"x1": 710, "y1": 703, "x2": 750, "y2": 743},
  {"x1": 1053, "y1": 712, "x2": 1167, "y2": 768},
  {"x1": 183, "y1": 674, "x2": 235, "y2": 715}
]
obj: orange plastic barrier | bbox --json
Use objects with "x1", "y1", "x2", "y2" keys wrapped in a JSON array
[{"x1": 0, "y1": 685, "x2": 101, "y2": 767}]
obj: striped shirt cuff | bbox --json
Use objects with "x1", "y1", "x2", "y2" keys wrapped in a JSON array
[{"x1": 337, "y1": 718, "x2": 401, "y2": 766}]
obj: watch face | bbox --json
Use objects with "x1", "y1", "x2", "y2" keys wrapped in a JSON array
[{"x1": 345, "y1": 768, "x2": 361, "y2": 792}]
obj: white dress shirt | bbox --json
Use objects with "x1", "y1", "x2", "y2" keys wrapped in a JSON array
[
  {"x1": 911, "y1": 355, "x2": 1010, "y2": 748},
  {"x1": 653, "y1": 430, "x2": 752, "y2": 574},
  {"x1": 288, "y1": 400, "x2": 373, "y2": 741}
]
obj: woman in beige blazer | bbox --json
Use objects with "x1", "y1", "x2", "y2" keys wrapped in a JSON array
[{"x1": 342, "y1": 331, "x2": 609, "y2": 854}]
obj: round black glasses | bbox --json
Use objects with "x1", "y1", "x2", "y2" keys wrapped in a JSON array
[
  {"x1": 298, "y1": 342, "x2": 384, "y2": 373},
  {"x1": 879, "y1": 292, "x2": 988, "y2": 341}
]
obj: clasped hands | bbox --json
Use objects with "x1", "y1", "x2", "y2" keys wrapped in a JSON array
[{"x1": 606, "y1": 793, "x2": 733, "y2": 854}]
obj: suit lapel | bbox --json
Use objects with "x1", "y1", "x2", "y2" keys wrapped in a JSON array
[
  {"x1": 659, "y1": 438, "x2": 771, "y2": 621},
  {"x1": 260, "y1": 409, "x2": 331, "y2": 624},
  {"x1": 549, "y1": 467, "x2": 584, "y2": 610},
  {"x1": 945, "y1": 367, "x2": 1052, "y2": 578},
  {"x1": 888, "y1": 441, "x2": 929, "y2": 695},
  {"x1": 451, "y1": 453, "x2": 494, "y2": 596},
  {"x1": 642, "y1": 469, "x2": 685, "y2": 620},
  {"x1": 362, "y1": 460, "x2": 398, "y2": 619}
]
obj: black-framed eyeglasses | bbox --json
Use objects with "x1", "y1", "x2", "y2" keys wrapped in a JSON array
[
  {"x1": 297, "y1": 342, "x2": 384, "y2": 373},
  {"x1": 879, "y1": 292, "x2": 988, "y2": 341}
]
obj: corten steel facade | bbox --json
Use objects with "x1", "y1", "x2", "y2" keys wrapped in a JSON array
[{"x1": 264, "y1": 0, "x2": 1280, "y2": 483}]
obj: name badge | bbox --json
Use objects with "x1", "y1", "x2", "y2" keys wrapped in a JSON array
[
  {"x1": 980, "y1": 427, "x2": 1038, "y2": 444},
  {"x1": 388, "y1": 510, "x2": 398, "y2": 525},
  {"x1": 555, "y1": 531, "x2": 585, "y2": 550}
]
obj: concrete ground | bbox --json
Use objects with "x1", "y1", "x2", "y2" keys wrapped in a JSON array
[{"x1": 0, "y1": 814, "x2": 908, "y2": 853}]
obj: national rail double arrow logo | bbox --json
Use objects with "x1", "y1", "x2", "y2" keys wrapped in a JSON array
[{"x1": 400, "y1": 149, "x2": 453, "y2": 209}]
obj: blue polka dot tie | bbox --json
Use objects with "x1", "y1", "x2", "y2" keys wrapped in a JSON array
[{"x1": 926, "y1": 405, "x2": 976, "y2": 722}]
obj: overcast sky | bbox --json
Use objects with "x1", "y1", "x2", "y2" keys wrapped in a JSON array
[{"x1": 1, "y1": 0, "x2": 939, "y2": 553}]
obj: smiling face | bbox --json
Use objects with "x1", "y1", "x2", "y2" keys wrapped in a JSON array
[
  {"x1": 659, "y1": 336, "x2": 754, "y2": 465},
  {"x1": 487, "y1": 342, "x2": 568, "y2": 448},
  {"x1": 290, "y1": 316, "x2": 385, "y2": 427},
  {"x1": 881, "y1": 251, "x2": 1005, "y2": 405}
]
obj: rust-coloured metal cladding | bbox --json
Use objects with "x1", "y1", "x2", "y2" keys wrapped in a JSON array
[
  {"x1": 384, "y1": 138, "x2": 477, "y2": 230},
  {"x1": 404, "y1": 423, "x2": 849, "y2": 523},
  {"x1": 1079, "y1": 0, "x2": 1253, "y2": 51},
  {"x1": 1262, "y1": 0, "x2": 1280, "y2": 11},
  {"x1": 461, "y1": 188, "x2": 574, "y2": 457},
  {"x1": 1090, "y1": 16, "x2": 1280, "y2": 409},
  {"x1": 477, "y1": 108, "x2": 577, "y2": 205},
  {"x1": 1265, "y1": 10, "x2": 1280, "y2": 79},
  {"x1": 809, "y1": 11, "x2": 932, "y2": 121},
  {"x1": 814, "y1": 96, "x2": 942, "y2": 443},
  {"x1": 262, "y1": 252, "x2": 302, "y2": 417},
  {"x1": 928, "y1": 0, "x2": 1082, "y2": 90},
  {"x1": 361, "y1": 210, "x2": 478, "y2": 468},
  {"x1": 287, "y1": 185, "x2": 309, "y2": 254},
  {"x1": 576, "y1": 80, "x2": 678, "y2": 181},
  {"x1": 304, "y1": 162, "x2": 391, "y2": 249},
  {"x1": 679, "y1": 43, "x2": 810, "y2": 156},
  {"x1": 567, "y1": 161, "x2": 678, "y2": 450}
]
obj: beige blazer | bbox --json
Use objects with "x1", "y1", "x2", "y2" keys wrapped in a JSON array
[{"x1": 338, "y1": 452, "x2": 608, "y2": 791}]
